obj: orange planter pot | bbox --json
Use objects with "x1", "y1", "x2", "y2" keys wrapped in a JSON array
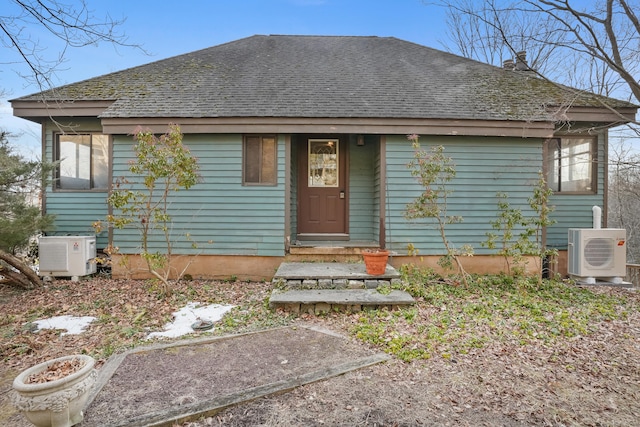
[{"x1": 363, "y1": 250, "x2": 389, "y2": 275}]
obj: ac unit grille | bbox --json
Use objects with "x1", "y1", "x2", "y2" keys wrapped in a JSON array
[
  {"x1": 567, "y1": 228, "x2": 626, "y2": 278},
  {"x1": 39, "y1": 242, "x2": 69, "y2": 271},
  {"x1": 583, "y1": 238, "x2": 614, "y2": 268},
  {"x1": 38, "y1": 236, "x2": 97, "y2": 277}
]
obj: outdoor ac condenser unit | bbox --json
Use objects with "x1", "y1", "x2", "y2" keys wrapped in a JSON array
[
  {"x1": 39, "y1": 236, "x2": 97, "y2": 278},
  {"x1": 567, "y1": 228, "x2": 626, "y2": 279}
]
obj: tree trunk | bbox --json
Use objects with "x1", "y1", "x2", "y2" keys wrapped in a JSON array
[{"x1": 0, "y1": 249, "x2": 42, "y2": 288}]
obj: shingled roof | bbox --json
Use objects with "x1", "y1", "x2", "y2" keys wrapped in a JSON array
[{"x1": 13, "y1": 35, "x2": 637, "y2": 123}]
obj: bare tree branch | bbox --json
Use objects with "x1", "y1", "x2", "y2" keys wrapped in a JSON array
[
  {"x1": 1, "y1": 0, "x2": 144, "y2": 93},
  {"x1": 436, "y1": 0, "x2": 639, "y2": 127},
  {"x1": 435, "y1": 0, "x2": 640, "y2": 261},
  {"x1": 619, "y1": 0, "x2": 640, "y2": 34},
  {"x1": 532, "y1": 0, "x2": 640, "y2": 102}
]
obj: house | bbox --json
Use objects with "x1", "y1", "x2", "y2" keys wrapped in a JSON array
[{"x1": 11, "y1": 35, "x2": 637, "y2": 280}]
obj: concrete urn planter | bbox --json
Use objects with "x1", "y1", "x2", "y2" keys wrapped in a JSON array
[{"x1": 11, "y1": 355, "x2": 97, "y2": 427}]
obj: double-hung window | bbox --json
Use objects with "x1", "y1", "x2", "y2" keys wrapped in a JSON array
[
  {"x1": 243, "y1": 135, "x2": 277, "y2": 185},
  {"x1": 546, "y1": 136, "x2": 596, "y2": 193},
  {"x1": 55, "y1": 133, "x2": 109, "y2": 190}
]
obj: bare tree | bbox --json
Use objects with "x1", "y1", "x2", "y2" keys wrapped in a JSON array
[
  {"x1": 1, "y1": 0, "x2": 139, "y2": 92},
  {"x1": 441, "y1": 0, "x2": 568, "y2": 77},
  {"x1": 436, "y1": 0, "x2": 640, "y2": 263},
  {"x1": 608, "y1": 141, "x2": 640, "y2": 262},
  {"x1": 436, "y1": 0, "x2": 639, "y2": 126},
  {"x1": 0, "y1": 1, "x2": 140, "y2": 286}
]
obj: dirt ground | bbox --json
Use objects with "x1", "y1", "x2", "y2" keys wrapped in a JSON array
[
  {"x1": 182, "y1": 319, "x2": 640, "y2": 427},
  {"x1": 82, "y1": 326, "x2": 385, "y2": 426},
  {"x1": 1, "y1": 278, "x2": 639, "y2": 427}
]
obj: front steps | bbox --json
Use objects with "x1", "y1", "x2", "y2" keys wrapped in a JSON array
[
  {"x1": 269, "y1": 289, "x2": 415, "y2": 314},
  {"x1": 274, "y1": 262, "x2": 402, "y2": 289},
  {"x1": 270, "y1": 262, "x2": 415, "y2": 314}
]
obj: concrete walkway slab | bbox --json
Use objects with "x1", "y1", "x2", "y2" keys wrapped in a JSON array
[
  {"x1": 270, "y1": 289, "x2": 415, "y2": 307},
  {"x1": 81, "y1": 326, "x2": 389, "y2": 427}
]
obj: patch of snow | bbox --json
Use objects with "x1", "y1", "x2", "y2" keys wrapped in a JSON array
[
  {"x1": 147, "y1": 302, "x2": 235, "y2": 339},
  {"x1": 33, "y1": 315, "x2": 96, "y2": 335}
]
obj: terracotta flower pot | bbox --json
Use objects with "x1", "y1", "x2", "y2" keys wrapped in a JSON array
[
  {"x1": 11, "y1": 355, "x2": 97, "y2": 427},
  {"x1": 363, "y1": 249, "x2": 390, "y2": 275}
]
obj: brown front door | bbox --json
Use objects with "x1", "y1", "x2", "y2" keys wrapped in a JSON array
[{"x1": 297, "y1": 137, "x2": 348, "y2": 237}]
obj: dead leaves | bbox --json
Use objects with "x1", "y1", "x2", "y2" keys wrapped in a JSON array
[
  {"x1": 26, "y1": 357, "x2": 85, "y2": 384},
  {"x1": 2, "y1": 278, "x2": 640, "y2": 427},
  {"x1": 0, "y1": 278, "x2": 273, "y2": 373}
]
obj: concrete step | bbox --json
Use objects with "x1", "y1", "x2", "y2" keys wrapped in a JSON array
[
  {"x1": 273, "y1": 262, "x2": 402, "y2": 290},
  {"x1": 269, "y1": 289, "x2": 415, "y2": 315}
]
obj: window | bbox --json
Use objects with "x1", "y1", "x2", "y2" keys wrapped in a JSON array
[
  {"x1": 546, "y1": 136, "x2": 596, "y2": 193},
  {"x1": 55, "y1": 133, "x2": 109, "y2": 190},
  {"x1": 243, "y1": 135, "x2": 277, "y2": 185},
  {"x1": 308, "y1": 139, "x2": 339, "y2": 187}
]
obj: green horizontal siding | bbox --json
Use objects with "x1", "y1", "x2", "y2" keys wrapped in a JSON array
[
  {"x1": 349, "y1": 137, "x2": 377, "y2": 240},
  {"x1": 111, "y1": 134, "x2": 286, "y2": 256},
  {"x1": 46, "y1": 193, "x2": 109, "y2": 241},
  {"x1": 385, "y1": 135, "x2": 542, "y2": 255},
  {"x1": 41, "y1": 119, "x2": 608, "y2": 258},
  {"x1": 42, "y1": 120, "x2": 109, "y2": 247},
  {"x1": 547, "y1": 198, "x2": 606, "y2": 249},
  {"x1": 546, "y1": 132, "x2": 606, "y2": 249},
  {"x1": 290, "y1": 142, "x2": 298, "y2": 238},
  {"x1": 374, "y1": 140, "x2": 382, "y2": 242}
]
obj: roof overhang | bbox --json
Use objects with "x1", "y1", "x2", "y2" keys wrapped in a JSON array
[
  {"x1": 552, "y1": 106, "x2": 637, "y2": 125},
  {"x1": 11, "y1": 100, "x2": 115, "y2": 123},
  {"x1": 99, "y1": 117, "x2": 556, "y2": 138},
  {"x1": 15, "y1": 100, "x2": 635, "y2": 138}
]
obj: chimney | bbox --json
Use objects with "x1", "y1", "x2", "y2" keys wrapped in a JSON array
[
  {"x1": 514, "y1": 51, "x2": 530, "y2": 71},
  {"x1": 503, "y1": 59, "x2": 515, "y2": 70}
]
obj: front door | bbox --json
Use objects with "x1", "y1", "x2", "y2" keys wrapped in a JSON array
[{"x1": 297, "y1": 137, "x2": 348, "y2": 238}]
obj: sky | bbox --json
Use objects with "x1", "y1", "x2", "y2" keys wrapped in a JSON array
[
  {"x1": 1, "y1": 0, "x2": 637, "y2": 156},
  {"x1": 0, "y1": 0, "x2": 451, "y2": 156}
]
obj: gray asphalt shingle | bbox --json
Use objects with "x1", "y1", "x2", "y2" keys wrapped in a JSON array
[{"x1": 14, "y1": 35, "x2": 635, "y2": 122}]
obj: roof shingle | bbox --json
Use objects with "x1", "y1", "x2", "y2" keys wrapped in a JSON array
[{"x1": 14, "y1": 35, "x2": 636, "y2": 122}]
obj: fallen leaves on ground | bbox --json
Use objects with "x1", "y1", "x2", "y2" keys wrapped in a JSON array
[
  {"x1": 1, "y1": 277, "x2": 639, "y2": 426},
  {"x1": 0, "y1": 278, "x2": 276, "y2": 372}
]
